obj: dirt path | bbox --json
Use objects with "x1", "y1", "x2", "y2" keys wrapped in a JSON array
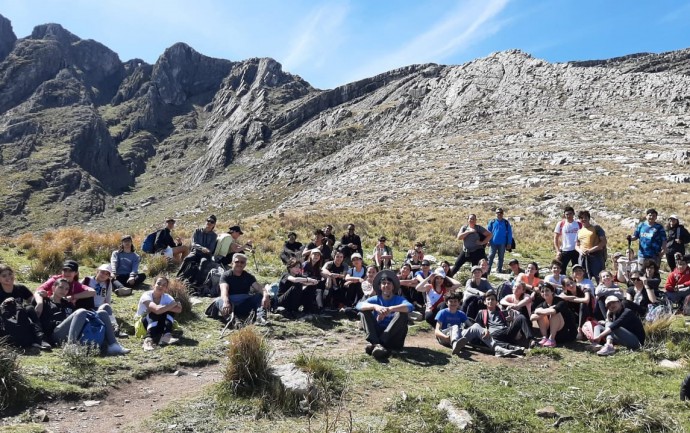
[{"x1": 41, "y1": 364, "x2": 221, "y2": 433}]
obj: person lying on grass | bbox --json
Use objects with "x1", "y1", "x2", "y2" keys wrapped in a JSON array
[
  {"x1": 356, "y1": 270, "x2": 413, "y2": 360},
  {"x1": 589, "y1": 295, "x2": 646, "y2": 356},
  {"x1": 39, "y1": 278, "x2": 129, "y2": 355},
  {"x1": 137, "y1": 276, "x2": 182, "y2": 351}
]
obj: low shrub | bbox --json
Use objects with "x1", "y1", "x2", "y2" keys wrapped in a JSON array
[
  {"x1": 146, "y1": 255, "x2": 173, "y2": 278},
  {"x1": 0, "y1": 339, "x2": 32, "y2": 413},
  {"x1": 166, "y1": 277, "x2": 194, "y2": 322}
]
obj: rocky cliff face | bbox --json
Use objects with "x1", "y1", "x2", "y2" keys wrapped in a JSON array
[{"x1": 0, "y1": 13, "x2": 689, "y2": 234}]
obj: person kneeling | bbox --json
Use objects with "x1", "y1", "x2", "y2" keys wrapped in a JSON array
[{"x1": 356, "y1": 270, "x2": 413, "y2": 360}]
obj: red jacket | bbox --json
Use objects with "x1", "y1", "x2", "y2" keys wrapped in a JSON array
[
  {"x1": 37, "y1": 274, "x2": 89, "y2": 297},
  {"x1": 664, "y1": 268, "x2": 690, "y2": 292}
]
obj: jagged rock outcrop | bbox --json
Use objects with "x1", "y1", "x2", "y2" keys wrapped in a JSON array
[
  {"x1": 0, "y1": 14, "x2": 16, "y2": 62},
  {"x1": 1, "y1": 12, "x2": 690, "y2": 235}
]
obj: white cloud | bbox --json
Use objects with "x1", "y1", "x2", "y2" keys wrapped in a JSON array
[
  {"x1": 349, "y1": 0, "x2": 510, "y2": 82},
  {"x1": 281, "y1": 2, "x2": 350, "y2": 71}
]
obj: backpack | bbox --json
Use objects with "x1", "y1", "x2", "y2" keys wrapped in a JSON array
[
  {"x1": 0, "y1": 308, "x2": 36, "y2": 348},
  {"x1": 200, "y1": 264, "x2": 225, "y2": 297},
  {"x1": 79, "y1": 311, "x2": 106, "y2": 346},
  {"x1": 141, "y1": 230, "x2": 158, "y2": 254}
]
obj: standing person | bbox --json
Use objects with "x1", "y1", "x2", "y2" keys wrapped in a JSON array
[
  {"x1": 137, "y1": 276, "x2": 183, "y2": 351},
  {"x1": 575, "y1": 210, "x2": 607, "y2": 283},
  {"x1": 111, "y1": 235, "x2": 146, "y2": 290},
  {"x1": 356, "y1": 270, "x2": 414, "y2": 360},
  {"x1": 211, "y1": 253, "x2": 271, "y2": 325},
  {"x1": 154, "y1": 218, "x2": 188, "y2": 264},
  {"x1": 487, "y1": 208, "x2": 513, "y2": 274},
  {"x1": 449, "y1": 214, "x2": 491, "y2": 277},
  {"x1": 628, "y1": 209, "x2": 667, "y2": 268},
  {"x1": 340, "y1": 224, "x2": 363, "y2": 265},
  {"x1": 280, "y1": 232, "x2": 303, "y2": 265},
  {"x1": 177, "y1": 215, "x2": 218, "y2": 284},
  {"x1": 665, "y1": 215, "x2": 690, "y2": 270},
  {"x1": 553, "y1": 206, "x2": 582, "y2": 275}
]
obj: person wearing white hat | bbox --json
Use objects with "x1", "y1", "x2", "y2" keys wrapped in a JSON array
[
  {"x1": 82, "y1": 264, "x2": 124, "y2": 331},
  {"x1": 415, "y1": 267, "x2": 461, "y2": 327},
  {"x1": 665, "y1": 215, "x2": 690, "y2": 270},
  {"x1": 589, "y1": 295, "x2": 645, "y2": 356}
]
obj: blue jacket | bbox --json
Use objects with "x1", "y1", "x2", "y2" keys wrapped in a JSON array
[{"x1": 487, "y1": 218, "x2": 513, "y2": 246}]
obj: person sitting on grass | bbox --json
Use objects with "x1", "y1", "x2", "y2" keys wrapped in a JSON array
[
  {"x1": 34, "y1": 260, "x2": 95, "y2": 316},
  {"x1": 624, "y1": 271, "x2": 658, "y2": 317},
  {"x1": 276, "y1": 258, "x2": 319, "y2": 317},
  {"x1": 321, "y1": 249, "x2": 349, "y2": 309},
  {"x1": 513, "y1": 262, "x2": 541, "y2": 293},
  {"x1": 340, "y1": 224, "x2": 363, "y2": 266},
  {"x1": 664, "y1": 253, "x2": 690, "y2": 308},
  {"x1": 154, "y1": 218, "x2": 189, "y2": 264},
  {"x1": 543, "y1": 260, "x2": 565, "y2": 292},
  {"x1": 415, "y1": 267, "x2": 461, "y2": 327},
  {"x1": 462, "y1": 265, "x2": 494, "y2": 320},
  {"x1": 594, "y1": 270, "x2": 623, "y2": 320},
  {"x1": 302, "y1": 248, "x2": 326, "y2": 310},
  {"x1": 434, "y1": 293, "x2": 470, "y2": 355},
  {"x1": 398, "y1": 262, "x2": 423, "y2": 311},
  {"x1": 137, "y1": 276, "x2": 183, "y2": 351},
  {"x1": 82, "y1": 264, "x2": 122, "y2": 329},
  {"x1": 210, "y1": 254, "x2": 271, "y2": 325},
  {"x1": 500, "y1": 281, "x2": 533, "y2": 319},
  {"x1": 0, "y1": 264, "x2": 51, "y2": 350},
  {"x1": 110, "y1": 235, "x2": 146, "y2": 289},
  {"x1": 557, "y1": 277, "x2": 594, "y2": 338},
  {"x1": 530, "y1": 283, "x2": 578, "y2": 348},
  {"x1": 372, "y1": 236, "x2": 394, "y2": 270},
  {"x1": 177, "y1": 215, "x2": 218, "y2": 285},
  {"x1": 343, "y1": 253, "x2": 367, "y2": 308},
  {"x1": 476, "y1": 289, "x2": 530, "y2": 351},
  {"x1": 356, "y1": 270, "x2": 414, "y2": 360},
  {"x1": 280, "y1": 232, "x2": 303, "y2": 265},
  {"x1": 360, "y1": 265, "x2": 378, "y2": 299},
  {"x1": 590, "y1": 295, "x2": 646, "y2": 356},
  {"x1": 40, "y1": 278, "x2": 129, "y2": 355}
]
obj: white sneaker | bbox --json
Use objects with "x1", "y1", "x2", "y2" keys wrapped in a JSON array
[
  {"x1": 106, "y1": 343, "x2": 131, "y2": 355},
  {"x1": 452, "y1": 337, "x2": 468, "y2": 355},
  {"x1": 597, "y1": 343, "x2": 615, "y2": 356},
  {"x1": 160, "y1": 333, "x2": 179, "y2": 345},
  {"x1": 142, "y1": 337, "x2": 155, "y2": 351},
  {"x1": 494, "y1": 345, "x2": 515, "y2": 358}
]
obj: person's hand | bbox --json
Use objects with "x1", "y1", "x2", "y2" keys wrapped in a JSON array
[
  {"x1": 221, "y1": 301, "x2": 232, "y2": 317},
  {"x1": 262, "y1": 295, "x2": 271, "y2": 310},
  {"x1": 37, "y1": 289, "x2": 48, "y2": 298},
  {"x1": 626, "y1": 235, "x2": 632, "y2": 242},
  {"x1": 127, "y1": 277, "x2": 136, "y2": 286},
  {"x1": 175, "y1": 236, "x2": 182, "y2": 244}
]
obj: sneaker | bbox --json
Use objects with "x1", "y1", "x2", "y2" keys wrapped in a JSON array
[
  {"x1": 160, "y1": 333, "x2": 179, "y2": 346},
  {"x1": 408, "y1": 311, "x2": 424, "y2": 322},
  {"x1": 142, "y1": 337, "x2": 155, "y2": 351},
  {"x1": 452, "y1": 337, "x2": 468, "y2": 355},
  {"x1": 541, "y1": 338, "x2": 557, "y2": 348},
  {"x1": 32, "y1": 341, "x2": 53, "y2": 351},
  {"x1": 365, "y1": 343, "x2": 375, "y2": 356},
  {"x1": 106, "y1": 343, "x2": 131, "y2": 355},
  {"x1": 537, "y1": 336, "x2": 548, "y2": 346},
  {"x1": 255, "y1": 316, "x2": 268, "y2": 326},
  {"x1": 576, "y1": 330, "x2": 586, "y2": 341},
  {"x1": 597, "y1": 343, "x2": 615, "y2": 356},
  {"x1": 371, "y1": 344, "x2": 390, "y2": 360},
  {"x1": 494, "y1": 345, "x2": 513, "y2": 357}
]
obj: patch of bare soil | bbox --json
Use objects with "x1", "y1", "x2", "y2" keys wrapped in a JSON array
[{"x1": 41, "y1": 364, "x2": 221, "y2": 433}]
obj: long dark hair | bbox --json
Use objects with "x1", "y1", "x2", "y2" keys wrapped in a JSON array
[{"x1": 118, "y1": 239, "x2": 136, "y2": 253}]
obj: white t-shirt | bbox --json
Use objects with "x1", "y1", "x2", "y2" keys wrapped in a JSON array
[
  {"x1": 554, "y1": 220, "x2": 581, "y2": 251},
  {"x1": 136, "y1": 290, "x2": 175, "y2": 316}
]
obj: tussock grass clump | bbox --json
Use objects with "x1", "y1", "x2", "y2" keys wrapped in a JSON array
[
  {"x1": 166, "y1": 277, "x2": 194, "y2": 322},
  {"x1": 643, "y1": 315, "x2": 690, "y2": 361},
  {"x1": 294, "y1": 352, "x2": 346, "y2": 398},
  {"x1": 578, "y1": 391, "x2": 682, "y2": 433},
  {"x1": 146, "y1": 255, "x2": 173, "y2": 278},
  {"x1": 222, "y1": 326, "x2": 271, "y2": 397},
  {"x1": 0, "y1": 339, "x2": 31, "y2": 413},
  {"x1": 27, "y1": 245, "x2": 65, "y2": 281}
]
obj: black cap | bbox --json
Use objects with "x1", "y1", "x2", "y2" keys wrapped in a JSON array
[
  {"x1": 229, "y1": 225, "x2": 243, "y2": 234},
  {"x1": 378, "y1": 236, "x2": 387, "y2": 242},
  {"x1": 207, "y1": 215, "x2": 217, "y2": 224},
  {"x1": 288, "y1": 231, "x2": 297, "y2": 238},
  {"x1": 62, "y1": 260, "x2": 78, "y2": 272}
]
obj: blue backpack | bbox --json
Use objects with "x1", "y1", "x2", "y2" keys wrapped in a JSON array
[
  {"x1": 79, "y1": 311, "x2": 106, "y2": 346},
  {"x1": 141, "y1": 230, "x2": 158, "y2": 254}
]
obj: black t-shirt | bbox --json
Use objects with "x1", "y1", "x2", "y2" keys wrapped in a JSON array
[
  {"x1": 609, "y1": 308, "x2": 646, "y2": 344},
  {"x1": 0, "y1": 284, "x2": 33, "y2": 304},
  {"x1": 220, "y1": 271, "x2": 257, "y2": 296},
  {"x1": 278, "y1": 273, "x2": 301, "y2": 296},
  {"x1": 537, "y1": 299, "x2": 577, "y2": 332},
  {"x1": 306, "y1": 242, "x2": 332, "y2": 261},
  {"x1": 284, "y1": 241, "x2": 303, "y2": 253},
  {"x1": 340, "y1": 234, "x2": 363, "y2": 257},
  {"x1": 40, "y1": 297, "x2": 75, "y2": 338}
]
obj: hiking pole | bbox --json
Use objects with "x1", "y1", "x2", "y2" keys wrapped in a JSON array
[
  {"x1": 219, "y1": 312, "x2": 235, "y2": 339},
  {"x1": 251, "y1": 248, "x2": 260, "y2": 274}
]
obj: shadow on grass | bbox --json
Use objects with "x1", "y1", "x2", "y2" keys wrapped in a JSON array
[{"x1": 395, "y1": 346, "x2": 451, "y2": 366}]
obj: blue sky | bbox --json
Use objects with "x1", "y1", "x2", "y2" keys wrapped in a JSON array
[{"x1": 1, "y1": 0, "x2": 688, "y2": 89}]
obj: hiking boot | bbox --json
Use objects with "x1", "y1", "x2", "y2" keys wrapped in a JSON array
[
  {"x1": 541, "y1": 338, "x2": 557, "y2": 348},
  {"x1": 365, "y1": 343, "x2": 375, "y2": 356},
  {"x1": 452, "y1": 337, "x2": 468, "y2": 355},
  {"x1": 494, "y1": 345, "x2": 514, "y2": 357},
  {"x1": 32, "y1": 341, "x2": 52, "y2": 351},
  {"x1": 597, "y1": 343, "x2": 615, "y2": 356},
  {"x1": 142, "y1": 337, "x2": 155, "y2": 351},
  {"x1": 371, "y1": 344, "x2": 390, "y2": 360},
  {"x1": 106, "y1": 343, "x2": 131, "y2": 355},
  {"x1": 160, "y1": 333, "x2": 179, "y2": 346}
]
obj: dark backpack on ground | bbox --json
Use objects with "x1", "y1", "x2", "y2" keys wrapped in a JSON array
[
  {"x1": 0, "y1": 303, "x2": 37, "y2": 348},
  {"x1": 200, "y1": 263, "x2": 225, "y2": 297},
  {"x1": 141, "y1": 230, "x2": 159, "y2": 254}
]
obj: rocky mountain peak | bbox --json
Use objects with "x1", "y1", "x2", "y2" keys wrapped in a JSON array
[
  {"x1": 0, "y1": 14, "x2": 16, "y2": 62},
  {"x1": 29, "y1": 23, "x2": 80, "y2": 45}
]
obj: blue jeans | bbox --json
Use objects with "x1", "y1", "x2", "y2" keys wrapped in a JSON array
[
  {"x1": 488, "y1": 244, "x2": 507, "y2": 273},
  {"x1": 214, "y1": 294, "x2": 266, "y2": 319}
]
